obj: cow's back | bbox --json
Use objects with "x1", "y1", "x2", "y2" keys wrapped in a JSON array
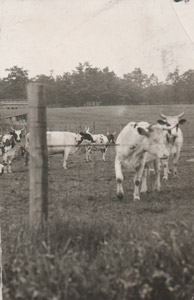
[{"x1": 47, "y1": 131, "x2": 77, "y2": 154}]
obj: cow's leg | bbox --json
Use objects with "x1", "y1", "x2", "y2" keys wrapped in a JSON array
[
  {"x1": 133, "y1": 160, "x2": 146, "y2": 201},
  {"x1": 153, "y1": 159, "x2": 161, "y2": 191},
  {"x1": 102, "y1": 146, "x2": 107, "y2": 161},
  {"x1": 172, "y1": 149, "x2": 180, "y2": 177},
  {"x1": 115, "y1": 156, "x2": 124, "y2": 199},
  {"x1": 3, "y1": 164, "x2": 8, "y2": 174},
  {"x1": 63, "y1": 147, "x2": 71, "y2": 169},
  {"x1": 140, "y1": 165, "x2": 148, "y2": 194},
  {"x1": 7, "y1": 159, "x2": 12, "y2": 173},
  {"x1": 161, "y1": 158, "x2": 169, "y2": 181},
  {"x1": 24, "y1": 151, "x2": 29, "y2": 166},
  {"x1": 86, "y1": 147, "x2": 92, "y2": 162}
]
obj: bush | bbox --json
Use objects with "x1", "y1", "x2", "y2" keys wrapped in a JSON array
[{"x1": 2, "y1": 217, "x2": 194, "y2": 300}]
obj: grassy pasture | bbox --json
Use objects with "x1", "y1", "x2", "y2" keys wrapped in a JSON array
[{"x1": 1, "y1": 105, "x2": 194, "y2": 300}]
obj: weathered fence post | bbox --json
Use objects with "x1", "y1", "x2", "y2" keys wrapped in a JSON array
[
  {"x1": 0, "y1": 228, "x2": 2, "y2": 300},
  {"x1": 93, "y1": 121, "x2": 95, "y2": 134},
  {"x1": 27, "y1": 83, "x2": 48, "y2": 231}
]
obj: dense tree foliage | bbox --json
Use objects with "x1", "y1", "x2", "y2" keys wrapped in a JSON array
[{"x1": 0, "y1": 63, "x2": 194, "y2": 106}]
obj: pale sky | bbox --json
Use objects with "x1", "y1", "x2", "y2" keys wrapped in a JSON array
[{"x1": 0, "y1": 0, "x2": 194, "y2": 81}]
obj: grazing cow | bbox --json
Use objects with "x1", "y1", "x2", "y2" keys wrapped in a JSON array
[
  {"x1": 115, "y1": 121, "x2": 177, "y2": 201},
  {"x1": 157, "y1": 112, "x2": 186, "y2": 180},
  {"x1": 78, "y1": 128, "x2": 116, "y2": 161},
  {"x1": 25, "y1": 131, "x2": 82, "y2": 169}
]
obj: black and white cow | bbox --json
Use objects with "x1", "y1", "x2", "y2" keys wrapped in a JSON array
[
  {"x1": 78, "y1": 127, "x2": 116, "y2": 161},
  {"x1": 0, "y1": 133, "x2": 24, "y2": 173}
]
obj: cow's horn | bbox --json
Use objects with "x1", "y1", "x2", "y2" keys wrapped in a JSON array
[
  {"x1": 160, "y1": 113, "x2": 167, "y2": 119},
  {"x1": 178, "y1": 112, "x2": 184, "y2": 119},
  {"x1": 162, "y1": 122, "x2": 177, "y2": 131}
]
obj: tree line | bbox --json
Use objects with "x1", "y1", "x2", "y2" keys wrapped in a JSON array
[{"x1": 0, "y1": 63, "x2": 194, "y2": 106}]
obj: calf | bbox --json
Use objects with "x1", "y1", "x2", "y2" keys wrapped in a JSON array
[
  {"x1": 25, "y1": 131, "x2": 82, "y2": 169},
  {"x1": 78, "y1": 128, "x2": 116, "y2": 161},
  {"x1": 157, "y1": 112, "x2": 186, "y2": 180},
  {"x1": 115, "y1": 121, "x2": 177, "y2": 201}
]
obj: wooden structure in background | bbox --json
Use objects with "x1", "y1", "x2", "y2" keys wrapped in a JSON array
[
  {"x1": 0, "y1": 99, "x2": 28, "y2": 109},
  {"x1": 27, "y1": 83, "x2": 48, "y2": 230}
]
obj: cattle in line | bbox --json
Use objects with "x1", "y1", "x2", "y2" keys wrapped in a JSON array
[
  {"x1": 78, "y1": 127, "x2": 116, "y2": 161},
  {"x1": 24, "y1": 131, "x2": 83, "y2": 169},
  {"x1": 157, "y1": 112, "x2": 186, "y2": 180},
  {"x1": 115, "y1": 121, "x2": 177, "y2": 201}
]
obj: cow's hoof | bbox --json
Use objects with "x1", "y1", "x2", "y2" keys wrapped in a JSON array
[
  {"x1": 140, "y1": 189, "x2": 147, "y2": 194},
  {"x1": 117, "y1": 192, "x2": 124, "y2": 200},
  {"x1": 162, "y1": 177, "x2": 168, "y2": 181},
  {"x1": 173, "y1": 174, "x2": 179, "y2": 178}
]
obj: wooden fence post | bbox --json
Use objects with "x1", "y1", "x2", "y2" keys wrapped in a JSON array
[
  {"x1": 0, "y1": 228, "x2": 2, "y2": 300},
  {"x1": 27, "y1": 83, "x2": 48, "y2": 231}
]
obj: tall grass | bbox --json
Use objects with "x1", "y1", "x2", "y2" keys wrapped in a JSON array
[{"x1": 3, "y1": 215, "x2": 194, "y2": 300}]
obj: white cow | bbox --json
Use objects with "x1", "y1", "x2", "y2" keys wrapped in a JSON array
[
  {"x1": 157, "y1": 112, "x2": 186, "y2": 180},
  {"x1": 25, "y1": 131, "x2": 82, "y2": 169},
  {"x1": 78, "y1": 128, "x2": 116, "y2": 161},
  {"x1": 115, "y1": 121, "x2": 177, "y2": 201}
]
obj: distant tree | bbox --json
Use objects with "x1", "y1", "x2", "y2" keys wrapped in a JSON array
[
  {"x1": 180, "y1": 70, "x2": 194, "y2": 104},
  {"x1": 32, "y1": 72, "x2": 56, "y2": 106},
  {"x1": 126, "y1": 68, "x2": 149, "y2": 89},
  {"x1": 165, "y1": 68, "x2": 184, "y2": 103},
  {"x1": 2, "y1": 66, "x2": 29, "y2": 99}
]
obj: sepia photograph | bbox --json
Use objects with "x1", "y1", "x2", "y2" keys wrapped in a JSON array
[{"x1": 0, "y1": 0, "x2": 194, "y2": 299}]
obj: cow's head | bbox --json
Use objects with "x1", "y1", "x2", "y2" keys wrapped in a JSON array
[
  {"x1": 107, "y1": 132, "x2": 116, "y2": 144},
  {"x1": 137, "y1": 122, "x2": 177, "y2": 159},
  {"x1": 158, "y1": 112, "x2": 186, "y2": 141},
  {"x1": 74, "y1": 133, "x2": 83, "y2": 147},
  {"x1": 10, "y1": 127, "x2": 25, "y2": 142}
]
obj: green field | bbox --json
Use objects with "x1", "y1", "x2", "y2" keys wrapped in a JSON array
[{"x1": 1, "y1": 105, "x2": 194, "y2": 300}]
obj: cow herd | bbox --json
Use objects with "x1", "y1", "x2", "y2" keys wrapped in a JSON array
[{"x1": 0, "y1": 112, "x2": 187, "y2": 201}]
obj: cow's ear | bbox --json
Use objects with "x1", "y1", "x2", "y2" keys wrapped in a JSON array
[
  {"x1": 157, "y1": 120, "x2": 166, "y2": 125},
  {"x1": 137, "y1": 127, "x2": 149, "y2": 137},
  {"x1": 179, "y1": 119, "x2": 186, "y2": 125}
]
